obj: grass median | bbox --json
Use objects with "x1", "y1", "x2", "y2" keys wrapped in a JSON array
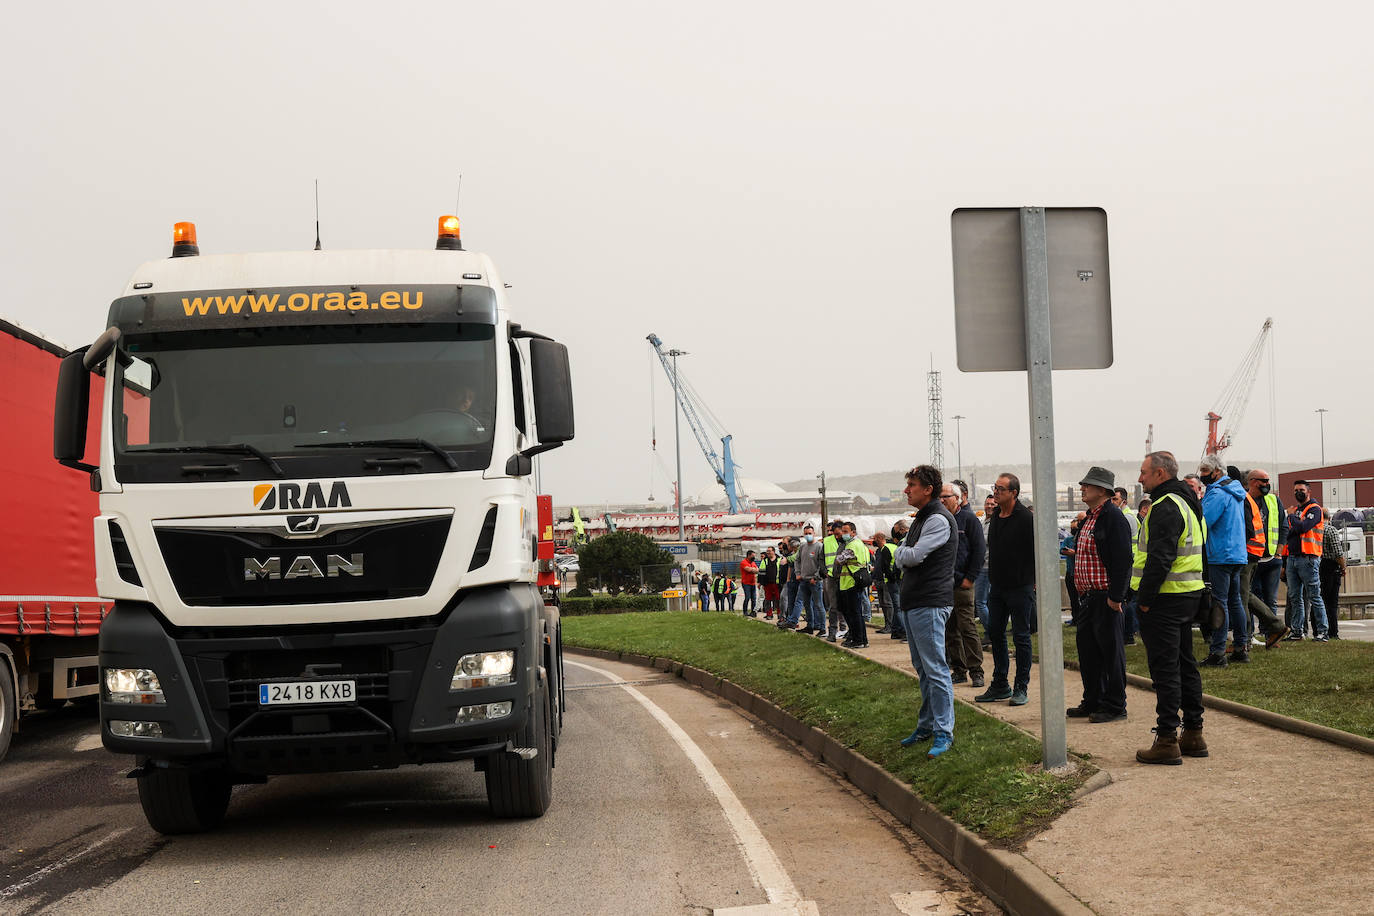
[
  {"x1": 563, "y1": 611, "x2": 1091, "y2": 844},
  {"x1": 1055, "y1": 625, "x2": 1374, "y2": 739}
]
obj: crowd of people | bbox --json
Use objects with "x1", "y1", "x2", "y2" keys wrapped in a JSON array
[{"x1": 689, "y1": 450, "x2": 1348, "y2": 766}]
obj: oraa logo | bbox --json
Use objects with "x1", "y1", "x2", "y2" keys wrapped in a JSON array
[{"x1": 253, "y1": 482, "x2": 352, "y2": 511}]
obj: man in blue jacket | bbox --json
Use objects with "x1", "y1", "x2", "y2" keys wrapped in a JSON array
[{"x1": 1198, "y1": 455, "x2": 1250, "y2": 665}]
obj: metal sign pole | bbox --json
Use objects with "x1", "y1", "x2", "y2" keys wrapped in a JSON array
[{"x1": 1020, "y1": 206, "x2": 1068, "y2": 771}]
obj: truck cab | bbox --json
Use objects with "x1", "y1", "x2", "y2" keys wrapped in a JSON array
[{"x1": 53, "y1": 218, "x2": 574, "y2": 833}]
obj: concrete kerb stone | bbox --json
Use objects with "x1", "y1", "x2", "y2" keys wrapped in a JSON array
[
  {"x1": 1063, "y1": 658, "x2": 1374, "y2": 757},
  {"x1": 566, "y1": 647, "x2": 1092, "y2": 916}
]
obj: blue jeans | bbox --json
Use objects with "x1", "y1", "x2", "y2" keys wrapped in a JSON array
[
  {"x1": 742, "y1": 583, "x2": 756, "y2": 613},
  {"x1": 784, "y1": 580, "x2": 801, "y2": 625},
  {"x1": 903, "y1": 606, "x2": 955, "y2": 736},
  {"x1": 987, "y1": 584, "x2": 1034, "y2": 692},
  {"x1": 973, "y1": 569, "x2": 990, "y2": 632},
  {"x1": 860, "y1": 588, "x2": 872, "y2": 622},
  {"x1": 1286, "y1": 555, "x2": 1328, "y2": 638},
  {"x1": 1255, "y1": 558, "x2": 1282, "y2": 618},
  {"x1": 792, "y1": 579, "x2": 823, "y2": 629},
  {"x1": 887, "y1": 583, "x2": 905, "y2": 635},
  {"x1": 1207, "y1": 563, "x2": 1248, "y2": 654}
]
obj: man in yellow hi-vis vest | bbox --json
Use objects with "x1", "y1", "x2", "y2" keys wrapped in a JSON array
[{"x1": 1133, "y1": 450, "x2": 1209, "y2": 766}]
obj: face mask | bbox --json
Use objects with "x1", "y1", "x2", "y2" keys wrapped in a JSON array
[
  {"x1": 842, "y1": 533, "x2": 853, "y2": 542},
  {"x1": 804, "y1": 534, "x2": 814, "y2": 543},
  {"x1": 1258, "y1": 484, "x2": 1271, "y2": 495},
  {"x1": 1295, "y1": 491, "x2": 1308, "y2": 502}
]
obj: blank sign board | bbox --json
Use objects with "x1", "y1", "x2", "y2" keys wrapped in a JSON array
[{"x1": 951, "y1": 207, "x2": 1112, "y2": 371}]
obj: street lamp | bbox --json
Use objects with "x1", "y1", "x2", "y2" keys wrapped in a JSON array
[
  {"x1": 1316, "y1": 408, "x2": 1328, "y2": 466},
  {"x1": 669, "y1": 348, "x2": 688, "y2": 540},
  {"x1": 951, "y1": 415, "x2": 966, "y2": 483}
]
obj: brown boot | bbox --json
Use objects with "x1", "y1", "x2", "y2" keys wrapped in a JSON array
[
  {"x1": 1179, "y1": 727, "x2": 1209, "y2": 758},
  {"x1": 1136, "y1": 729, "x2": 1183, "y2": 766}
]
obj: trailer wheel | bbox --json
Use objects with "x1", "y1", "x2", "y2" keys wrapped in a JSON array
[
  {"x1": 484, "y1": 677, "x2": 552, "y2": 818},
  {"x1": 0, "y1": 658, "x2": 15, "y2": 763},
  {"x1": 137, "y1": 766, "x2": 232, "y2": 835}
]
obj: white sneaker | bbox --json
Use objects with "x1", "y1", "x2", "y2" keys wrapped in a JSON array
[{"x1": 837, "y1": 628, "x2": 849, "y2": 640}]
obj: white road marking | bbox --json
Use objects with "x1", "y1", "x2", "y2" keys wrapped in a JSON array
[
  {"x1": 567, "y1": 660, "x2": 816, "y2": 915},
  {"x1": 0, "y1": 828, "x2": 134, "y2": 901}
]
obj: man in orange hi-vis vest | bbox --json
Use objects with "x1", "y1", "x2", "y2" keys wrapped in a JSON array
[{"x1": 1283, "y1": 479, "x2": 1328, "y2": 642}]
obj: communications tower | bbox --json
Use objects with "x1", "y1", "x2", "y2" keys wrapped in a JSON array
[{"x1": 928, "y1": 359, "x2": 944, "y2": 472}]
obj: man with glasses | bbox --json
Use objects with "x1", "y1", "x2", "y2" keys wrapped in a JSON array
[
  {"x1": 1241, "y1": 469, "x2": 1290, "y2": 646},
  {"x1": 943, "y1": 481, "x2": 986, "y2": 688},
  {"x1": 975, "y1": 474, "x2": 1036, "y2": 707}
]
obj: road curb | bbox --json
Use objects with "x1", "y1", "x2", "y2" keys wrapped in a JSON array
[
  {"x1": 568, "y1": 647, "x2": 1093, "y2": 916},
  {"x1": 1061, "y1": 660, "x2": 1374, "y2": 757}
]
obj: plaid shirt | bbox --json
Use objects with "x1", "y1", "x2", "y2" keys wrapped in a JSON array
[
  {"x1": 1322, "y1": 523, "x2": 1343, "y2": 560},
  {"x1": 1072, "y1": 504, "x2": 1111, "y2": 591}
]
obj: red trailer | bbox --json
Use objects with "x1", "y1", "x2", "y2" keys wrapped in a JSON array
[{"x1": 1, "y1": 318, "x2": 107, "y2": 761}]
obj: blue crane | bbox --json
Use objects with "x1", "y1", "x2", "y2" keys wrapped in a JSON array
[{"x1": 646, "y1": 333, "x2": 744, "y2": 513}]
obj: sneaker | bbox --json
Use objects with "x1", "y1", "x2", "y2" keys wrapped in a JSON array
[
  {"x1": 825, "y1": 634, "x2": 838, "y2": 643},
  {"x1": 927, "y1": 732, "x2": 954, "y2": 758},
  {"x1": 1200, "y1": 652, "x2": 1229, "y2": 668},
  {"x1": 975, "y1": 685, "x2": 1013, "y2": 703},
  {"x1": 1067, "y1": 705, "x2": 1093, "y2": 718},
  {"x1": 1265, "y1": 626, "x2": 1291, "y2": 649},
  {"x1": 900, "y1": 727, "x2": 933, "y2": 747},
  {"x1": 841, "y1": 639, "x2": 860, "y2": 648},
  {"x1": 1089, "y1": 710, "x2": 1127, "y2": 723},
  {"x1": 1009, "y1": 689, "x2": 1029, "y2": 706},
  {"x1": 851, "y1": 642, "x2": 869, "y2": 649},
  {"x1": 1284, "y1": 633, "x2": 1303, "y2": 641},
  {"x1": 970, "y1": 674, "x2": 985, "y2": 688},
  {"x1": 1124, "y1": 635, "x2": 1137, "y2": 646},
  {"x1": 1314, "y1": 635, "x2": 1329, "y2": 643},
  {"x1": 836, "y1": 629, "x2": 849, "y2": 641},
  {"x1": 875, "y1": 626, "x2": 892, "y2": 635},
  {"x1": 951, "y1": 672, "x2": 968, "y2": 685}
]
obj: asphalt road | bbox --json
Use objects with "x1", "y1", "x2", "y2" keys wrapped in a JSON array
[{"x1": 0, "y1": 658, "x2": 990, "y2": 915}]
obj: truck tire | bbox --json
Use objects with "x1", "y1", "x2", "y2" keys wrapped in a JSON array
[
  {"x1": 137, "y1": 766, "x2": 233, "y2": 835},
  {"x1": 0, "y1": 659, "x2": 15, "y2": 763},
  {"x1": 484, "y1": 677, "x2": 552, "y2": 818}
]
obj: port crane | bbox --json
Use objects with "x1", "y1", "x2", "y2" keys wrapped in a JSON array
[
  {"x1": 646, "y1": 333, "x2": 744, "y2": 513},
  {"x1": 1204, "y1": 317, "x2": 1273, "y2": 457}
]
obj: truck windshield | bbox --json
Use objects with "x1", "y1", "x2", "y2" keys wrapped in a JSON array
[{"x1": 113, "y1": 323, "x2": 496, "y2": 481}]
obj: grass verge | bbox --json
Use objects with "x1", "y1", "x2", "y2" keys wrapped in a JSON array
[
  {"x1": 1055, "y1": 625, "x2": 1374, "y2": 738},
  {"x1": 564, "y1": 612, "x2": 1090, "y2": 844}
]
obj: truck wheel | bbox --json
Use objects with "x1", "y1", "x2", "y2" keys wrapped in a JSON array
[
  {"x1": 137, "y1": 766, "x2": 232, "y2": 835},
  {"x1": 484, "y1": 678, "x2": 552, "y2": 818},
  {"x1": 0, "y1": 659, "x2": 15, "y2": 763}
]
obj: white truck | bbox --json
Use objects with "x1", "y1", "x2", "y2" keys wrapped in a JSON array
[{"x1": 53, "y1": 217, "x2": 574, "y2": 833}]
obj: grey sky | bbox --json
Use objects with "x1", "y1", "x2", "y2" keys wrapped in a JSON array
[{"x1": 4, "y1": 2, "x2": 1371, "y2": 505}]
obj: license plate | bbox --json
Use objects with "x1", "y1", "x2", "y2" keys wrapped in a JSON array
[{"x1": 258, "y1": 680, "x2": 356, "y2": 706}]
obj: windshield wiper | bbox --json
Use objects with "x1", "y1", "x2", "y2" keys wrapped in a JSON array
[
  {"x1": 134, "y1": 444, "x2": 286, "y2": 477},
  {"x1": 300, "y1": 439, "x2": 459, "y2": 471}
]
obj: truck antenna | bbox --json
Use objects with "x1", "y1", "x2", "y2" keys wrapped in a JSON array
[
  {"x1": 314, "y1": 179, "x2": 322, "y2": 251},
  {"x1": 455, "y1": 173, "x2": 463, "y2": 215}
]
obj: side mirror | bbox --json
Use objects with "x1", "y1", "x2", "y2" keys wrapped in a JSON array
[
  {"x1": 54, "y1": 349, "x2": 96, "y2": 473},
  {"x1": 83, "y1": 326, "x2": 122, "y2": 371},
  {"x1": 529, "y1": 339, "x2": 574, "y2": 445}
]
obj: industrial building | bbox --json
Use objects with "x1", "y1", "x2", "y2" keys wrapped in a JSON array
[{"x1": 1278, "y1": 460, "x2": 1374, "y2": 509}]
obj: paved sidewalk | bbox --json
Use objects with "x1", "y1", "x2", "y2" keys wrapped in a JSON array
[{"x1": 772, "y1": 619, "x2": 1374, "y2": 915}]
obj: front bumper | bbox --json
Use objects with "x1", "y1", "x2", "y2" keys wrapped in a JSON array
[{"x1": 98, "y1": 585, "x2": 546, "y2": 774}]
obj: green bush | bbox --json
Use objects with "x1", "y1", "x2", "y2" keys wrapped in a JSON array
[
  {"x1": 567, "y1": 585, "x2": 592, "y2": 598},
  {"x1": 560, "y1": 594, "x2": 666, "y2": 616}
]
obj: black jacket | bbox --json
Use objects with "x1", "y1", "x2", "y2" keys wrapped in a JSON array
[
  {"x1": 1137, "y1": 478, "x2": 1205, "y2": 607},
  {"x1": 988, "y1": 500, "x2": 1035, "y2": 588},
  {"x1": 952, "y1": 504, "x2": 987, "y2": 585},
  {"x1": 1083, "y1": 502, "x2": 1133, "y2": 603}
]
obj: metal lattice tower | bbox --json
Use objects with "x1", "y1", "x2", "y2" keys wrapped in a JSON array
[{"x1": 927, "y1": 362, "x2": 944, "y2": 472}]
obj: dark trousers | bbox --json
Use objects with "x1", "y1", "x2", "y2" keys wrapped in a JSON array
[
  {"x1": 945, "y1": 584, "x2": 983, "y2": 678},
  {"x1": 1138, "y1": 592, "x2": 1205, "y2": 734},
  {"x1": 1319, "y1": 559, "x2": 1342, "y2": 638},
  {"x1": 839, "y1": 587, "x2": 866, "y2": 643},
  {"x1": 714, "y1": 593, "x2": 726, "y2": 611},
  {"x1": 1075, "y1": 590, "x2": 1127, "y2": 716},
  {"x1": 987, "y1": 583, "x2": 1035, "y2": 692},
  {"x1": 742, "y1": 583, "x2": 756, "y2": 613},
  {"x1": 825, "y1": 577, "x2": 840, "y2": 635},
  {"x1": 1241, "y1": 555, "x2": 1286, "y2": 636},
  {"x1": 1065, "y1": 575, "x2": 1081, "y2": 625}
]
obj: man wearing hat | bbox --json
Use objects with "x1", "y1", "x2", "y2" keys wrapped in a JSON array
[{"x1": 1068, "y1": 466, "x2": 1134, "y2": 723}]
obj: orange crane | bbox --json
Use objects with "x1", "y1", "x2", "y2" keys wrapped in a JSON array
[{"x1": 1204, "y1": 318, "x2": 1273, "y2": 457}]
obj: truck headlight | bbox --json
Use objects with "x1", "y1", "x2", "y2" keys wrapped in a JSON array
[
  {"x1": 456, "y1": 701, "x2": 513, "y2": 723},
  {"x1": 109, "y1": 720, "x2": 165, "y2": 738},
  {"x1": 104, "y1": 668, "x2": 165, "y2": 705},
  {"x1": 451, "y1": 651, "x2": 515, "y2": 689}
]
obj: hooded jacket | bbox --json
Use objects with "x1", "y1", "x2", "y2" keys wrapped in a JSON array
[{"x1": 1201, "y1": 474, "x2": 1248, "y2": 565}]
